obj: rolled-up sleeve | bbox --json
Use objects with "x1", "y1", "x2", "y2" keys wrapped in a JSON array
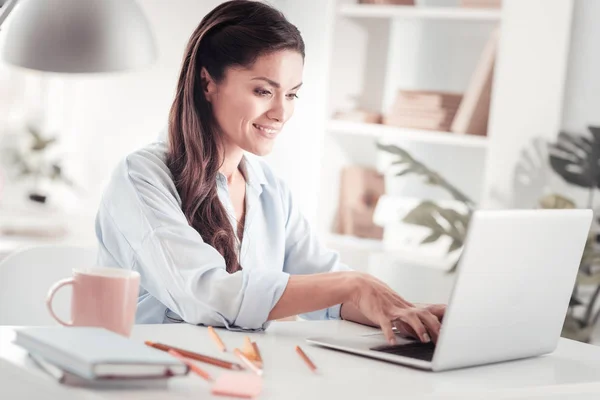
[
  {"x1": 280, "y1": 180, "x2": 352, "y2": 321},
  {"x1": 95, "y1": 149, "x2": 289, "y2": 330}
]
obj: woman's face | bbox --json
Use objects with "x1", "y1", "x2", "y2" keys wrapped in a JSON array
[{"x1": 204, "y1": 50, "x2": 304, "y2": 157}]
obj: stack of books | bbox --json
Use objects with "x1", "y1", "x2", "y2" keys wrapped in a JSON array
[
  {"x1": 460, "y1": 0, "x2": 502, "y2": 8},
  {"x1": 383, "y1": 90, "x2": 463, "y2": 132},
  {"x1": 14, "y1": 326, "x2": 189, "y2": 388}
]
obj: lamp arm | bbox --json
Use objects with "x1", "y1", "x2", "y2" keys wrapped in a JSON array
[{"x1": 0, "y1": 0, "x2": 18, "y2": 28}]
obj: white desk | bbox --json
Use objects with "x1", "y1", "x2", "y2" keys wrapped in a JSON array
[{"x1": 2, "y1": 321, "x2": 600, "y2": 400}]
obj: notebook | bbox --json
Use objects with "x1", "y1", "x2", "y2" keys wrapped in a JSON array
[
  {"x1": 14, "y1": 327, "x2": 189, "y2": 381},
  {"x1": 28, "y1": 353, "x2": 170, "y2": 389},
  {"x1": 0, "y1": 358, "x2": 82, "y2": 399}
]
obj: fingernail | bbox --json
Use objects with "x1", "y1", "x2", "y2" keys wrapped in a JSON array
[
  {"x1": 423, "y1": 333, "x2": 431, "y2": 343},
  {"x1": 389, "y1": 337, "x2": 396, "y2": 345}
]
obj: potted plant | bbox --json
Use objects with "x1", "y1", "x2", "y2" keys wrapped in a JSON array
[
  {"x1": 377, "y1": 143, "x2": 474, "y2": 273},
  {"x1": 3, "y1": 125, "x2": 74, "y2": 205},
  {"x1": 378, "y1": 125, "x2": 600, "y2": 343}
]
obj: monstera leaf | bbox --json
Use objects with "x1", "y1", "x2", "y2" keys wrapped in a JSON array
[
  {"x1": 548, "y1": 126, "x2": 600, "y2": 189},
  {"x1": 403, "y1": 201, "x2": 470, "y2": 254},
  {"x1": 512, "y1": 137, "x2": 551, "y2": 208},
  {"x1": 377, "y1": 143, "x2": 475, "y2": 209},
  {"x1": 538, "y1": 193, "x2": 576, "y2": 209}
]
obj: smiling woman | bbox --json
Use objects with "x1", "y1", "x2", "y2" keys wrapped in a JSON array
[{"x1": 94, "y1": 0, "x2": 445, "y2": 344}]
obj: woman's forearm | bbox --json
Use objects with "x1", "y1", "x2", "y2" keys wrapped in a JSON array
[{"x1": 268, "y1": 272, "x2": 357, "y2": 321}]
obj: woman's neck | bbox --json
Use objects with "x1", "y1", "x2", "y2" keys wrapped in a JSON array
[{"x1": 219, "y1": 147, "x2": 245, "y2": 184}]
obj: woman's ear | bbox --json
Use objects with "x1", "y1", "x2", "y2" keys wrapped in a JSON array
[{"x1": 200, "y1": 67, "x2": 216, "y2": 102}]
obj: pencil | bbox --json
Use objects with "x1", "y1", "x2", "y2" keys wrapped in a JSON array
[
  {"x1": 233, "y1": 348, "x2": 263, "y2": 376},
  {"x1": 252, "y1": 341, "x2": 263, "y2": 367},
  {"x1": 145, "y1": 341, "x2": 243, "y2": 370},
  {"x1": 295, "y1": 345, "x2": 317, "y2": 373},
  {"x1": 208, "y1": 326, "x2": 227, "y2": 352},
  {"x1": 243, "y1": 336, "x2": 254, "y2": 357},
  {"x1": 168, "y1": 350, "x2": 213, "y2": 381}
]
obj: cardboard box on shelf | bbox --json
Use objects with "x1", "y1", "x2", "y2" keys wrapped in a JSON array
[{"x1": 334, "y1": 166, "x2": 384, "y2": 240}]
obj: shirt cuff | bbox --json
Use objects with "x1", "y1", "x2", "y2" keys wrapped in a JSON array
[
  {"x1": 234, "y1": 269, "x2": 290, "y2": 330},
  {"x1": 327, "y1": 303, "x2": 343, "y2": 320}
]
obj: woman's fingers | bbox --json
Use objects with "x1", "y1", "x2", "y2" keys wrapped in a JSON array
[
  {"x1": 418, "y1": 310, "x2": 442, "y2": 343},
  {"x1": 392, "y1": 320, "x2": 417, "y2": 339},
  {"x1": 379, "y1": 318, "x2": 396, "y2": 345},
  {"x1": 397, "y1": 312, "x2": 430, "y2": 343},
  {"x1": 425, "y1": 304, "x2": 446, "y2": 321}
]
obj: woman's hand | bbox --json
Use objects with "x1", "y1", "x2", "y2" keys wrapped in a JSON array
[
  {"x1": 392, "y1": 303, "x2": 446, "y2": 342},
  {"x1": 347, "y1": 272, "x2": 444, "y2": 345}
]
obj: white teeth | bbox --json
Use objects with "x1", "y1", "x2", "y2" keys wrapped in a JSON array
[{"x1": 254, "y1": 124, "x2": 277, "y2": 135}]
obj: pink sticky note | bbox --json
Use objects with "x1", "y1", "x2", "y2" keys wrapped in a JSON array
[{"x1": 211, "y1": 372, "x2": 263, "y2": 399}]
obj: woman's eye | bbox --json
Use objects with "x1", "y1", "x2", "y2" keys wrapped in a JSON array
[
  {"x1": 255, "y1": 89, "x2": 272, "y2": 97},
  {"x1": 287, "y1": 93, "x2": 299, "y2": 100}
]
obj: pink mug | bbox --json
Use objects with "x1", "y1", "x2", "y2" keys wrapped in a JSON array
[{"x1": 46, "y1": 267, "x2": 140, "y2": 337}]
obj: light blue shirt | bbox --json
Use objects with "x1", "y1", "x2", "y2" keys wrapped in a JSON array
[{"x1": 95, "y1": 141, "x2": 350, "y2": 330}]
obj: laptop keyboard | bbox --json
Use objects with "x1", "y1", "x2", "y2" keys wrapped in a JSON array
[{"x1": 370, "y1": 341, "x2": 436, "y2": 361}]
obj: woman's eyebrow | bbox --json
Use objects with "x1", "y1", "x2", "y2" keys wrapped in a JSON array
[{"x1": 251, "y1": 76, "x2": 303, "y2": 90}]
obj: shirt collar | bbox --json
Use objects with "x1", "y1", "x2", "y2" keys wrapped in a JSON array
[
  {"x1": 241, "y1": 154, "x2": 267, "y2": 192},
  {"x1": 216, "y1": 154, "x2": 268, "y2": 194}
]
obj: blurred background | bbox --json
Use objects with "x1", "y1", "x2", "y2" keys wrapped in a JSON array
[{"x1": 1, "y1": 0, "x2": 599, "y2": 343}]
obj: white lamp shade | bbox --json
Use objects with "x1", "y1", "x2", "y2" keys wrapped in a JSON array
[{"x1": 2, "y1": 0, "x2": 157, "y2": 73}]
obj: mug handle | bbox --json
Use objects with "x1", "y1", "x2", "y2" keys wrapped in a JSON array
[{"x1": 46, "y1": 278, "x2": 75, "y2": 326}]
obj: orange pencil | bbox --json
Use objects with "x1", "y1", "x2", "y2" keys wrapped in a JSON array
[
  {"x1": 243, "y1": 336, "x2": 254, "y2": 357},
  {"x1": 251, "y1": 341, "x2": 263, "y2": 366},
  {"x1": 168, "y1": 350, "x2": 213, "y2": 381},
  {"x1": 295, "y1": 345, "x2": 317, "y2": 373},
  {"x1": 208, "y1": 326, "x2": 227, "y2": 352},
  {"x1": 145, "y1": 341, "x2": 243, "y2": 370},
  {"x1": 233, "y1": 348, "x2": 263, "y2": 376}
]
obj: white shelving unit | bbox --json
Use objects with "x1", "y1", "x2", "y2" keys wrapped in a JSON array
[
  {"x1": 276, "y1": 0, "x2": 578, "y2": 300},
  {"x1": 338, "y1": 3, "x2": 501, "y2": 21},
  {"x1": 318, "y1": 0, "x2": 500, "y2": 250},
  {"x1": 328, "y1": 120, "x2": 488, "y2": 149}
]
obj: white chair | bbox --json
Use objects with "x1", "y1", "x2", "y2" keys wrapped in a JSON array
[{"x1": 0, "y1": 245, "x2": 97, "y2": 326}]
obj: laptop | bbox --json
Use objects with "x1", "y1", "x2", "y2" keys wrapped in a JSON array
[{"x1": 307, "y1": 209, "x2": 592, "y2": 372}]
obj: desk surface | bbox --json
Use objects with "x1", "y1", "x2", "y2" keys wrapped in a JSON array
[{"x1": 2, "y1": 321, "x2": 600, "y2": 400}]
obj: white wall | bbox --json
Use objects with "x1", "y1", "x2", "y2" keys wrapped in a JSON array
[
  {"x1": 0, "y1": 0, "x2": 329, "y2": 230},
  {"x1": 265, "y1": 0, "x2": 333, "y2": 226},
  {"x1": 480, "y1": 0, "x2": 574, "y2": 209},
  {"x1": 59, "y1": 0, "x2": 223, "y2": 207},
  {"x1": 561, "y1": 0, "x2": 600, "y2": 144}
]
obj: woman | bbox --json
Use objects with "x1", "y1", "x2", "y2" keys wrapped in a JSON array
[{"x1": 95, "y1": 0, "x2": 444, "y2": 345}]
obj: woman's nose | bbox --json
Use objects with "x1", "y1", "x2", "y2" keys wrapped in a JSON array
[{"x1": 267, "y1": 98, "x2": 286, "y2": 122}]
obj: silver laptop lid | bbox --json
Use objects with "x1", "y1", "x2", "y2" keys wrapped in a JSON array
[{"x1": 433, "y1": 209, "x2": 591, "y2": 371}]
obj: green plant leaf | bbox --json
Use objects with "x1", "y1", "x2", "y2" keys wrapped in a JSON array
[
  {"x1": 395, "y1": 167, "x2": 422, "y2": 178},
  {"x1": 377, "y1": 142, "x2": 475, "y2": 208},
  {"x1": 576, "y1": 271, "x2": 600, "y2": 286},
  {"x1": 448, "y1": 239, "x2": 463, "y2": 253},
  {"x1": 570, "y1": 296, "x2": 583, "y2": 307},
  {"x1": 421, "y1": 231, "x2": 442, "y2": 244},
  {"x1": 548, "y1": 126, "x2": 600, "y2": 189},
  {"x1": 538, "y1": 193, "x2": 576, "y2": 209},
  {"x1": 403, "y1": 201, "x2": 469, "y2": 251}
]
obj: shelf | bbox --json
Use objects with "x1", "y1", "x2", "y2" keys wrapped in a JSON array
[
  {"x1": 328, "y1": 120, "x2": 488, "y2": 149},
  {"x1": 338, "y1": 4, "x2": 502, "y2": 22}
]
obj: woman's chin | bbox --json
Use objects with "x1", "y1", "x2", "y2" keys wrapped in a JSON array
[{"x1": 246, "y1": 143, "x2": 275, "y2": 157}]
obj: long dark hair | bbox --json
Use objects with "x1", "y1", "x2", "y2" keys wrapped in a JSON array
[{"x1": 167, "y1": 1, "x2": 305, "y2": 273}]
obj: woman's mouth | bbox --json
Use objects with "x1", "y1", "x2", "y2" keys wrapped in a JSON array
[{"x1": 253, "y1": 123, "x2": 280, "y2": 138}]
